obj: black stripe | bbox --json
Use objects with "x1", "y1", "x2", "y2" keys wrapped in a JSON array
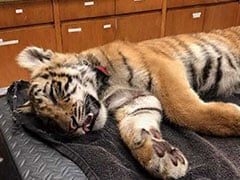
[
  {"x1": 202, "y1": 33, "x2": 238, "y2": 71},
  {"x1": 74, "y1": 106, "x2": 77, "y2": 117},
  {"x1": 43, "y1": 82, "x2": 48, "y2": 93},
  {"x1": 189, "y1": 63, "x2": 198, "y2": 91},
  {"x1": 49, "y1": 71, "x2": 57, "y2": 77},
  {"x1": 57, "y1": 81, "x2": 63, "y2": 97},
  {"x1": 196, "y1": 36, "x2": 237, "y2": 70},
  {"x1": 100, "y1": 49, "x2": 116, "y2": 72},
  {"x1": 147, "y1": 71, "x2": 153, "y2": 91},
  {"x1": 49, "y1": 83, "x2": 57, "y2": 104},
  {"x1": 195, "y1": 35, "x2": 222, "y2": 55},
  {"x1": 194, "y1": 36, "x2": 226, "y2": 94},
  {"x1": 80, "y1": 70, "x2": 87, "y2": 77},
  {"x1": 35, "y1": 98, "x2": 43, "y2": 104},
  {"x1": 28, "y1": 49, "x2": 44, "y2": 62},
  {"x1": 193, "y1": 41, "x2": 213, "y2": 88},
  {"x1": 129, "y1": 107, "x2": 163, "y2": 117},
  {"x1": 215, "y1": 56, "x2": 223, "y2": 88},
  {"x1": 171, "y1": 36, "x2": 198, "y2": 61},
  {"x1": 169, "y1": 36, "x2": 202, "y2": 91},
  {"x1": 64, "y1": 86, "x2": 77, "y2": 100},
  {"x1": 119, "y1": 51, "x2": 134, "y2": 87},
  {"x1": 52, "y1": 80, "x2": 61, "y2": 95},
  {"x1": 64, "y1": 97, "x2": 70, "y2": 102},
  {"x1": 29, "y1": 84, "x2": 38, "y2": 96},
  {"x1": 34, "y1": 89, "x2": 41, "y2": 96},
  {"x1": 40, "y1": 74, "x2": 49, "y2": 79},
  {"x1": 78, "y1": 105, "x2": 81, "y2": 120},
  {"x1": 83, "y1": 78, "x2": 94, "y2": 87},
  {"x1": 202, "y1": 58, "x2": 212, "y2": 86},
  {"x1": 33, "y1": 72, "x2": 63, "y2": 80},
  {"x1": 64, "y1": 76, "x2": 72, "y2": 91},
  {"x1": 205, "y1": 56, "x2": 223, "y2": 97},
  {"x1": 86, "y1": 53, "x2": 101, "y2": 66},
  {"x1": 195, "y1": 41, "x2": 212, "y2": 61},
  {"x1": 226, "y1": 54, "x2": 237, "y2": 70},
  {"x1": 70, "y1": 85, "x2": 77, "y2": 95}
]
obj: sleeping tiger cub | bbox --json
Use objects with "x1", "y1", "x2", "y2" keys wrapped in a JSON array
[{"x1": 17, "y1": 26, "x2": 240, "y2": 179}]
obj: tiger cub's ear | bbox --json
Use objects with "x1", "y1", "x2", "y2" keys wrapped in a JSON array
[{"x1": 17, "y1": 46, "x2": 53, "y2": 72}]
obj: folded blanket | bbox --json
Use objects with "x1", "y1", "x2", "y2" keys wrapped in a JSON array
[{"x1": 7, "y1": 81, "x2": 240, "y2": 180}]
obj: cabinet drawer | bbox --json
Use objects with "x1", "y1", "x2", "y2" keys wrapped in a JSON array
[
  {"x1": 167, "y1": 0, "x2": 236, "y2": 8},
  {"x1": 165, "y1": 7, "x2": 205, "y2": 36},
  {"x1": 0, "y1": 25, "x2": 56, "y2": 87},
  {"x1": 116, "y1": 12, "x2": 161, "y2": 42},
  {"x1": 59, "y1": 0, "x2": 115, "y2": 21},
  {"x1": 203, "y1": 2, "x2": 238, "y2": 32},
  {"x1": 116, "y1": 0, "x2": 162, "y2": 14},
  {"x1": 0, "y1": 1, "x2": 53, "y2": 29},
  {"x1": 238, "y1": 4, "x2": 240, "y2": 25},
  {"x1": 61, "y1": 18, "x2": 116, "y2": 52}
]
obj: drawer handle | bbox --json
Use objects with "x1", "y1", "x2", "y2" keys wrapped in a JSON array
[
  {"x1": 16, "y1": 9, "x2": 23, "y2": 14},
  {"x1": 192, "y1": 12, "x2": 202, "y2": 19},
  {"x1": 68, "y1": 28, "x2": 82, "y2": 33},
  {"x1": 0, "y1": 40, "x2": 19, "y2": 46},
  {"x1": 84, "y1": 1, "x2": 94, "y2": 6},
  {"x1": 103, "y1": 24, "x2": 111, "y2": 29},
  {"x1": 133, "y1": 0, "x2": 144, "y2": 2}
]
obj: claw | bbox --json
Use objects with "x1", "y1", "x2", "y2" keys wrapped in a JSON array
[
  {"x1": 169, "y1": 154, "x2": 178, "y2": 166},
  {"x1": 15, "y1": 101, "x2": 33, "y2": 113},
  {"x1": 172, "y1": 149, "x2": 185, "y2": 165}
]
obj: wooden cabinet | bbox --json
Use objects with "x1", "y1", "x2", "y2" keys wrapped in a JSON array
[
  {"x1": 116, "y1": 12, "x2": 161, "y2": 42},
  {"x1": 0, "y1": 0, "x2": 239, "y2": 88},
  {"x1": 167, "y1": 0, "x2": 235, "y2": 8},
  {"x1": 203, "y1": 2, "x2": 238, "y2": 32},
  {"x1": 62, "y1": 17, "x2": 116, "y2": 52},
  {"x1": 0, "y1": 0, "x2": 56, "y2": 87},
  {"x1": 165, "y1": 1, "x2": 238, "y2": 36},
  {"x1": 238, "y1": 4, "x2": 240, "y2": 25},
  {"x1": 0, "y1": 0, "x2": 53, "y2": 29},
  {"x1": 116, "y1": 0, "x2": 162, "y2": 14},
  {"x1": 165, "y1": 7, "x2": 205, "y2": 36},
  {"x1": 0, "y1": 25, "x2": 56, "y2": 87},
  {"x1": 59, "y1": 0, "x2": 115, "y2": 21}
]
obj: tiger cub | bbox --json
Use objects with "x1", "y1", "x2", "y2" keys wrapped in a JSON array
[{"x1": 17, "y1": 26, "x2": 240, "y2": 179}]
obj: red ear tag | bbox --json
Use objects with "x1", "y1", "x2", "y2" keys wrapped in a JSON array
[{"x1": 95, "y1": 66, "x2": 109, "y2": 76}]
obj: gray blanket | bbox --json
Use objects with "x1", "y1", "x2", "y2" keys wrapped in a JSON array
[{"x1": 7, "y1": 81, "x2": 240, "y2": 180}]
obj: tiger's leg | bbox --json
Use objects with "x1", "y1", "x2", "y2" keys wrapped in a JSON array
[
  {"x1": 146, "y1": 54, "x2": 240, "y2": 136},
  {"x1": 113, "y1": 94, "x2": 188, "y2": 179}
]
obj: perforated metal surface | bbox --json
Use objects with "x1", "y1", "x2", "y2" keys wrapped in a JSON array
[{"x1": 0, "y1": 96, "x2": 87, "y2": 180}]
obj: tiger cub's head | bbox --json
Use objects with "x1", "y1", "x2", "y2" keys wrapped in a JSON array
[{"x1": 17, "y1": 46, "x2": 108, "y2": 136}]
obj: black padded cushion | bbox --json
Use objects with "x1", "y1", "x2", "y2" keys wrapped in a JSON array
[{"x1": 7, "y1": 81, "x2": 240, "y2": 180}]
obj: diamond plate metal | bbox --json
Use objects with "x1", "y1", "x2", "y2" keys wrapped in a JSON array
[{"x1": 0, "y1": 96, "x2": 87, "y2": 180}]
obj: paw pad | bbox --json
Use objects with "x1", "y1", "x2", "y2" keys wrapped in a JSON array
[
  {"x1": 149, "y1": 128, "x2": 161, "y2": 139},
  {"x1": 153, "y1": 140, "x2": 185, "y2": 166}
]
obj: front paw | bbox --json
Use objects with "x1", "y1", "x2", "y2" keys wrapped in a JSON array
[{"x1": 131, "y1": 128, "x2": 188, "y2": 179}]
